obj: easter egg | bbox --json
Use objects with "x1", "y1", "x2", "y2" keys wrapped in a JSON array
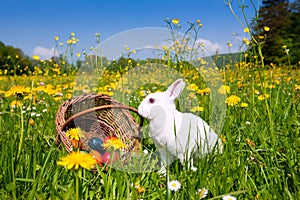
[
  {"x1": 102, "y1": 151, "x2": 119, "y2": 164},
  {"x1": 103, "y1": 136, "x2": 113, "y2": 143},
  {"x1": 88, "y1": 137, "x2": 105, "y2": 154},
  {"x1": 90, "y1": 150, "x2": 102, "y2": 165}
]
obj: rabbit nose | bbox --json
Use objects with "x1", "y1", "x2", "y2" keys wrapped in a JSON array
[
  {"x1": 137, "y1": 106, "x2": 143, "y2": 115},
  {"x1": 138, "y1": 107, "x2": 148, "y2": 118}
]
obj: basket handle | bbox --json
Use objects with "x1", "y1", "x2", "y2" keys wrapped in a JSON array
[{"x1": 61, "y1": 104, "x2": 144, "y2": 132}]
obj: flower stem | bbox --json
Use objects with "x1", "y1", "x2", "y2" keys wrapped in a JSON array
[
  {"x1": 75, "y1": 170, "x2": 80, "y2": 200},
  {"x1": 17, "y1": 105, "x2": 24, "y2": 159}
]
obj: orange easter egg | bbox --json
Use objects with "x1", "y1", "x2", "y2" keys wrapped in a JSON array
[{"x1": 91, "y1": 150, "x2": 102, "y2": 165}]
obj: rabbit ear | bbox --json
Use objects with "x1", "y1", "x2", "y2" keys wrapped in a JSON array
[{"x1": 166, "y1": 78, "x2": 185, "y2": 101}]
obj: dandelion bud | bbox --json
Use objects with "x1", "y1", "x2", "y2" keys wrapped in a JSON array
[
  {"x1": 29, "y1": 118, "x2": 35, "y2": 126},
  {"x1": 243, "y1": 27, "x2": 250, "y2": 33},
  {"x1": 32, "y1": 55, "x2": 40, "y2": 60},
  {"x1": 171, "y1": 18, "x2": 179, "y2": 25}
]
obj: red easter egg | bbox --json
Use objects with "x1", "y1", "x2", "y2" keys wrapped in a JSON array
[
  {"x1": 102, "y1": 151, "x2": 119, "y2": 164},
  {"x1": 103, "y1": 136, "x2": 114, "y2": 143}
]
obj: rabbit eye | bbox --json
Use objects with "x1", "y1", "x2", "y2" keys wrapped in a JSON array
[{"x1": 149, "y1": 98, "x2": 155, "y2": 104}]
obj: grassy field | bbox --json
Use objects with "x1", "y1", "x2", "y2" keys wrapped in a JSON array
[
  {"x1": 0, "y1": 54, "x2": 299, "y2": 199},
  {"x1": 0, "y1": 15, "x2": 300, "y2": 199}
]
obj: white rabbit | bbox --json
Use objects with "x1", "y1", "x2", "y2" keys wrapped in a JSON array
[{"x1": 138, "y1": 78, "x2": 222, "y2": 172}]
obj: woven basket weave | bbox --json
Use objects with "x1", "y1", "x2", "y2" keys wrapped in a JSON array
[{"x1": 55, "y1": 93, "x2": 144, "y2": 161}]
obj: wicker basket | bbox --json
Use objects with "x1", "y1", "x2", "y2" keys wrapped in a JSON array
[{"x1": 56, "y1": 93, "x2": 144, "y2": 161}]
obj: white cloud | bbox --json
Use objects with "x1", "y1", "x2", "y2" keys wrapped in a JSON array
[
  {"x1": 126, "y1": 39, "x2": 225, "y2": 60},
  {"x1": 142, "y1": 39, "x2": 223, "y2": 55},
  {"x1": 195, "y1": 38, "x2": 223, "y2": 55},
  {"x1": 151, "y1": 38, "x2": 224, "y2": 56},
  {"x1": 32, "y1": 46, "x2": 57, "y2": 60}
]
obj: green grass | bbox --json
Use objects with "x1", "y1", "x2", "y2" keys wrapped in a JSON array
[{"x1": 0, "y1": 62, "x2": 299, "y2": 200}]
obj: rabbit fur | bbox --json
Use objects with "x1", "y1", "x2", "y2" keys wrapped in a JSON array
[{"x1": 138, "y1": 78, "x2": 222, "y2": 172}]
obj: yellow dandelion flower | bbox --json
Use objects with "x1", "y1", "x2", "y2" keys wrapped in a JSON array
[
  {"x1": 242, "y1": 38, "x2": 250, "y2": 45},
  {"x1": 71, "y1": 37, "x2": 79, "y2": 44},
  {"x1": 76, "y1": 53, "x2": 81, "y2": 58},
  {"x1": 32, "y1": 55, "x2": 40, "y2": 60},
  {"x1": 295, "y1": 85, "x2": 300, "y2": 90},
  {"x1": 54, "y1": 36, "x2": 59, "y2": 41},
  {"x1": 190, "y1": 106, "x2": 204, "y2": 112},
  {"x1": 240, "y1": 102, "x2": 248, "y2": 108},
  {"x1": 139, "y1": 90, "x2": 146, "y2": 97},
  {"x1": 10, "y1": 99, "x2": 22, "y2": 108},
  {"x1": 269, "y1": 84, "x2": 275, "y2": 89},
  {"x1": 202, "y1": 88, "x2": 211, "y2": 94},
  {"x1": 220, "y1": 134, "x2": 226, "y2": 143},
  {"x1": 124, "y1": 45, "x2": 130, "y2": 51},
  {"x1": 254, "y1": 89, "x2": 260, "y2": 95},
  {"x1": 186, "y1": 83, "x2": 199, "y2": 91},
  {"x1": 188, "y1": 92, "x2": 197, "y2": 99},
  {"x1": 162, "y1": 45, "x2": 169, "y2": 51},
  {"x1": 245, "y1": 138, "x2": 256, "y2": 148},
  {"x1": 258, "y1": 94, "x2": 270, "y2": 101},
  {"x1": 57, "y1": 151, "x2": 97, "y2": 170},
  {"x1": 171, "y1": 18, "x2": 179, "y2": 25},
  {"x1": 66, "y1": 127, "x2": 85, "y2": 141},
  {"x1": 53, "y1": 96, "x2": 62, "y2": 101},
  {"x1": 197, "y1": 88, "x2": 211, "y2": 95},
  {"x1": 243, "y1": 27, "x2": 250, "y2": 33},
  {"x1": 102, "y1": 137, "x2": 126, "y2": 150},
  {"x1": 218, "y1": 85, "x2": 230, "y2": 94},
  {"x1": 5, "y1": 85, "x2": 31, "y2": 97},
  {"x1": 227, "y1": 42, "x2": 233, "y2": 47},
  {"x1": 66, "y1": 93, "x2": 73, "y2": 99},
  {"x1": 226, "y1": 95, "x2": 241, "y2": 106},
  {"x1": 264, "y1": 26, "x2": 270, "y2": 32},
  {"x1": 134, "y1": 183, "x2": 145, "y2": 194}
]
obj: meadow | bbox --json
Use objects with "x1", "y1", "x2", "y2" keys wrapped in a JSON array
[{"x1": 1, "y1": 19, "x2": 300, "y2": 200}]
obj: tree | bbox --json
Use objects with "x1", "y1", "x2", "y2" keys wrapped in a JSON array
[
  {"x1": 0, "y1": 41, "x2": 32, "y2": 75},
  {"x1": 251, "y1": 0, "x2": 300, "y2": 65},
  {"x1": 289, "y1": 0, "x2": 300, "y2": 64}
]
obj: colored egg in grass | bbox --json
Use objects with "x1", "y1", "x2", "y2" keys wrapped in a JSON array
[{"x1": 88, "y1": 137, "x2": 105, "y2": 154}]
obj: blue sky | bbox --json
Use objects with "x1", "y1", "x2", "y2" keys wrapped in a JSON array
[{"x1": 0, "y1": 0, "x2": 257, "y2": 59}]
